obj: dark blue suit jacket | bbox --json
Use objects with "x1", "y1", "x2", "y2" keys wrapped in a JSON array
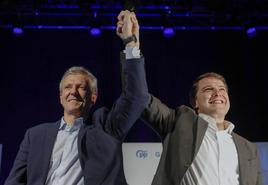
[{"x1": 5, "y1": 57, "x2": 148, "y2": 185}]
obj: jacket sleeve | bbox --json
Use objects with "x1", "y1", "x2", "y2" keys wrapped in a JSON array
[
  {"x1": 142, "y1": 95, "x2": 177, "y2": 138},
  {"x1": 4, "y1": 130, "x2": 30, "y2": 185},
  {"x1": 104, "y1": 56, "x2": 149, "y2": 140}
]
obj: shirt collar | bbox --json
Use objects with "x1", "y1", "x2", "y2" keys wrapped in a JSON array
[
  {"x1": 59, "y1": 117, "x2": 84, "y2": 132},
  {"x1": 198, "y1": 113, "x2": 235, "y2": 134}
]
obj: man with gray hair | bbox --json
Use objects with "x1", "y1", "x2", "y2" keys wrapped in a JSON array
[{"x1": 4, "y1": 12, "x2": 148, "y2": 185}]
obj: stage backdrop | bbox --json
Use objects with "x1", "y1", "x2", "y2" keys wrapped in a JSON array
[{"x1": 1, "y1": 29, "x2": 268, "y2": 183}]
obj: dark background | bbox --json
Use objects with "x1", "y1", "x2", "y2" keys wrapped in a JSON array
[{"x1": 1, "y1": 0, "x2": 268, "y2": 183}]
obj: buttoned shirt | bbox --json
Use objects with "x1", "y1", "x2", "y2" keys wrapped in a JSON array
[
  {"x1": 45, "y1": 117, "x2": 84, "y2": 185},
  {"x1": 180, "y1": 113, "x2": 239, "y2": 185}
]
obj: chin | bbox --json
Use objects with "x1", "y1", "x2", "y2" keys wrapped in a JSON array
[
  {"x1": 213, "y1": 110, "x2": 228, "y2": 117},
  {"x1": 66, "y1": 106, "x2": 83, "y2": 113}
]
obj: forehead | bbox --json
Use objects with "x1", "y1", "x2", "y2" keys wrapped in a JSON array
[
  {"x1": 197, "y1": 77, "x2": 226, "y2": 89},
  {"x1": 62, "y1": 74, "x2": 89, "y2": 85}
]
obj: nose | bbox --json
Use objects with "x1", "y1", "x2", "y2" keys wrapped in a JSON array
[
  {"x1": 213, "y1": 89, "x2": 222, "y2": 96},
  {"x1": 70, "y1": 86, "x2": 78, "y2": 94}
]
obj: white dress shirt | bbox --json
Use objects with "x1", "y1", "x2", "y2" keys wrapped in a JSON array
[{"x1": 180, "y1": 113, "x2": 239, "y2": 185}]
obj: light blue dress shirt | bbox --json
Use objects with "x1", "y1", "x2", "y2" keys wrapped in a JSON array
[{"x1": 45, "y1": 117, "x2": 84, "y2": 185}]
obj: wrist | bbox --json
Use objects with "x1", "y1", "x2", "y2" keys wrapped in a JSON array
[
  {"x1": 122, "y1": 34, "x2": 137, "y2": 46},
  {"x1": 125, "y1": 41, "x2": 139, "y2": 49}
]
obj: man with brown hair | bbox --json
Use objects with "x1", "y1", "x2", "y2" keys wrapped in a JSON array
[
  {"x1": 144, "y1": 71, "x2": 263, "y2": 185},
  {"x1": 117, "y1": 10, "x2": 263, "y2": 185}
]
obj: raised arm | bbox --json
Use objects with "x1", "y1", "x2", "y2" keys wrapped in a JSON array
[
  {"x1": 103, "y1": 10, "x2": 148, "y2": 140},
  {"x1": 142, "y1": 95, "x2": 177, "y2": 138}
]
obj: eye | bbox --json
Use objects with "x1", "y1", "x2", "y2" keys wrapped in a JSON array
[
  {"x1": 219, "y1": 87, "x2": 226, "y2": 92},
  {"x1": 203, "y1": 87, "x2": 213, "y2": 92},
  {"x1": 64, "y1": 84, "x2": 72, "y2": 89},
  {"x1": 79, "y1": 86, "x2": 87, "y2": 91}
]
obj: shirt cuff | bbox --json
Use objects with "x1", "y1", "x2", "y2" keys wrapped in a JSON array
[{"x1": 123, "y1": 46, "x2": 141, "y2": 59}]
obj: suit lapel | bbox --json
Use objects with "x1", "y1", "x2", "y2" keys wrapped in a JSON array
[
  {"x1": 232, "y1": 133, "x2": 249, "y2": 185},
  {"x1": 77, "y1": 123, "x2": 88, "y2": 168},
  {"x1": 41, "y1": 121, "x2": 60, "y2": 182},
  {"x1": 194, "y1": 117, "x2": 208, "y2": 157},
  {"x1": 77, "y1": 121, "x2": 96, "y2": 169}
]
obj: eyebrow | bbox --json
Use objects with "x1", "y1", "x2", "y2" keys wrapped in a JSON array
[{"x1": 201, "y1": 85, "x2": 226, "y2": 91}]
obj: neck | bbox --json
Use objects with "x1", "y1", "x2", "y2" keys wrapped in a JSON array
[
  {"x1": 216, "y1": 121, "x2": 225, "y2": 131},
  {"x1": 213, "y1": 116, "x2": 229, "y2": 131},
  {"x1": 63, "y1": 114, "x2": 78, "y2": 125},
  {"x1": 63, "y1": 112, "x2": 88, "y2": 126},
  {"x1": 201, "y1": 112, "x2": 227, "y2": 131}
]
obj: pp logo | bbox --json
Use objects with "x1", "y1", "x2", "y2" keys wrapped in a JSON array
[
  {"x1": 136, "y1": 150, "x2": 148, "y2": 159},
  {"x1": 155, "y1": 152, "x2": 161, "y2": 158}
]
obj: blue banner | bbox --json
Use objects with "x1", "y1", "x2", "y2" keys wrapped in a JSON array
[{"x1": 256, "y1": 142, "x2": 268, "y2": 185}]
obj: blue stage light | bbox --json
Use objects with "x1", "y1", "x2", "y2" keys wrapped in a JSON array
[
  {"x1": 163, "y1": 27, "x2": 174, "y2": 38},
  {"x1": 13, "y1": 27, "x2": 23, "y2": 35},
  {"x1": 246, "y1": 27, "x2": 257, "y2": 38},
  {"x1": 90, "y1": 28, "x2": 101, "y2": 36}
]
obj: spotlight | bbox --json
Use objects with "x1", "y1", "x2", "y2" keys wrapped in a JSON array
[
  {"x1": 90, "y1": 27, "x2": 101, "y2": 37},
  {"x1": 163, "y1": 27, "x2": 175, "y2": 38},
  {"x1": 13, "y1": 27, "x2": 23, "y2": 35},
  {"x1": 246, "y1": 27, "x2": 257, "y2": 38}
]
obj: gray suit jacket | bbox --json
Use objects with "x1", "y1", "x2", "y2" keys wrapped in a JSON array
[{"x1": 142, "y1": 95, "x2": 263, "y2": 185}]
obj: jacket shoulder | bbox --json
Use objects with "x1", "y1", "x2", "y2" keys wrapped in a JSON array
[
  {"x1": 177, "y1": 105, "x2": 196, "y2": 113},
  {"x1": 27, "y1": 121, "x2": 59, "y2": 135},
  {"x1": 233, "y1": 133, "x2": 255, "y2": 144},
  {"x1": 233, "y1": 132, "x2": 258, "y2": 151},
  {"x1": 175, "y1": 105, "x2": 197, "y2": 119}
]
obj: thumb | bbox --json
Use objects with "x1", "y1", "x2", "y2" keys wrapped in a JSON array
[{"x1": 131, "y1": 14, "x2": 139, "y2": 39}]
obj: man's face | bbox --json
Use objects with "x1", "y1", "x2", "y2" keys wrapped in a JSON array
[
  {"x1": 60, "y1": 74, "x2": 96, "y2": 117},
  {"x1": 195, "y1": 77, "x2": 230, "y2": 119}
]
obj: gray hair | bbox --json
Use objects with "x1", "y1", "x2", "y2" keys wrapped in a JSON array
[{"x1": 59, "y1": 66, "x2": 98, "y2": 94}]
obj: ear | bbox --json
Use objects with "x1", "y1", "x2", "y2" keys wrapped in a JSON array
[
  {"x1": 194, "y1": 99, "x2": 199, "y2": 109},
  {"x1": 60, "y1": 94, "x2": 63, "y2": 105},
  {"x1": 90, "y1": 92, "x2": 98, "y2": 105}
]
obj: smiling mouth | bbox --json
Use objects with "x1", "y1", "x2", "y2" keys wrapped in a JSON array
[
  {"x1": 68, "y1": 99, "x2": 81, "y2": 102},
  {"x1": 209, "y1": 100, "x2": 224, "y2": 104}
]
